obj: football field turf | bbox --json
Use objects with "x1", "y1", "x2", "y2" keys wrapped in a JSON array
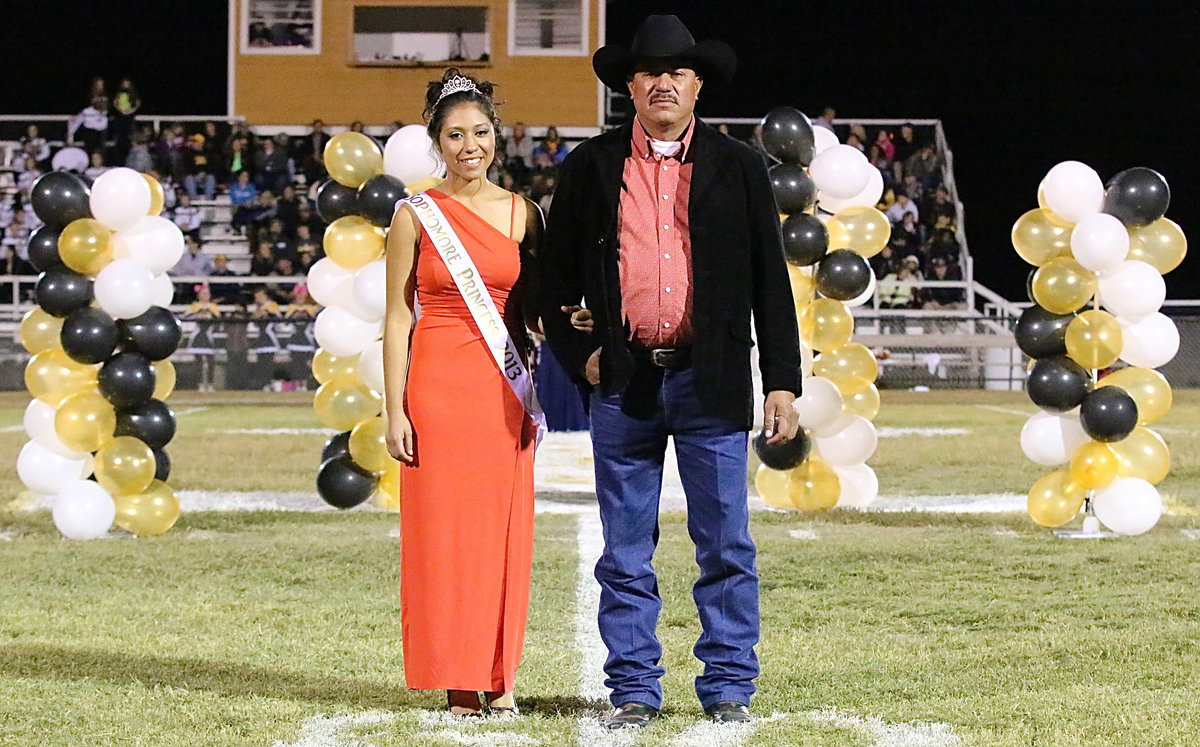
[{"x1": 1, "y1": 390, "x2": 1198, "y2": 745}]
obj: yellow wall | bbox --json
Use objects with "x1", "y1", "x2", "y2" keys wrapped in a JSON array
[{"x1": 233, "y1": 0, "x2": 601, "y2": 127}]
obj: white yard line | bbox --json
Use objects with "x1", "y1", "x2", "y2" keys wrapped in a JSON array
[
  {"x1": 789, "y1": 528, "x2": 820, "y2": 540},
  {"x1": 271, "y1": 710, "x2": 397, "y2": 747},
  {"x1": 0, "y1": 424, "x2": 24, "y2": 433},
  {"x1": 807, "y1": 708, "x2": 959, "y2": 746},
  {"x1": 574, "y1": 511, "x2": 609, "y2": 705},
  {"x1": 867, "y1": 494, "x2": 1025, "y2": 513},
  {"x1": 973, "y1": 404, "x2": 1031, "y2": 417},
  {"x1": 216, "y1": 427, "x2": 336, "y2": 435},
  {"x1": 174, "y1": 406, "x2": 211, "y2": 416},
  {"x1": 876, "y1": 427, "x2": 969, "y2": 437}
]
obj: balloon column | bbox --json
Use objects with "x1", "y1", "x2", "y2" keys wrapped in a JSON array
[
  {"x1": 1015, "y1": 163, "x2": 1183, "y2": 535},
  {"x1": 308, "y1": 126, "x2": 441, "y2": 510},
  {"x1": 752, "y1": 108, "x2": 885, "y2": 512},
  {"x1": 18, "y1": 168, "x2": 184, "y2": 539}
]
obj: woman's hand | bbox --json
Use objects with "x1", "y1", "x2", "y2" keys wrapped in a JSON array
[
  {"x1": 562, "y1": 305, "x2": 594, "y2": 333},
  {"x1": 386, "y1": 413, "x2": 415, "y2": 463}
]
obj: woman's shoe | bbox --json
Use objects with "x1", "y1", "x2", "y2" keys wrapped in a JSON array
[
  {"x1": 485, "y1": 691, "x2": 520, "y2": 719},
  {"x1": 447, "y1": 690, "x2": 483, "y2": 718}
]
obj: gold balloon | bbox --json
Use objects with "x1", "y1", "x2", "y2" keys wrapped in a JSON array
[
  {"x1": 143, "y1": 173, "x2": 165, "y2": 215},
  {"x1": 94, "y1": 436, "x2": 156, "y2": 496},
  {"x1": 54, "y1": 391, "x2": 116, "y2": 453},
  {"x1": 375, "y1": 462, "x2": 402, "y2": 510},
  {"x1": 1127, "y1": 218, "x2": 1186, "y2": 275},
  {"x1": 813, "y1": 342, "x2": 878, "y2": 388},
  {"x1": 843, "y1": 381, "x2": 881, "y2": 419},
  {"x1": 313, "y1": 348, "x2": 359, "y2": 385},
  {"x1": 152, "y1": 359, "x2": 176, "y2": 400},
  {"x1": 19, "y1": 307, "x2": 64, "y2": 354},
  {"x1": 1031, "y1": 257, "x2": 1096, "y2": 314},
  {"x1": 1011, "y1": 208, "x2": 1073, "y2": 266},
  {"x1": 799, "y1": 298, "x2": 854, "y2": 352},
  {"x1": 787, "y1": 457, "x2": 841, "y2": 511},
  {"x1": 350, "y1": 416, "x2": 395, "y2": 474},
  {"x1": 324, "y1": 131, "x2": 384, "y2": 188},
  {"x1": 1112, "y1": 426, "x2": 1170, "y2": 485},
  {"x1": 1069, "y1": 441, "x2": 1119, "y2": 491},
  {"x1": 1027, "y1": 469, "x2": 1086, "y2": 527},
  {"x1": 314, "y1": 375, "x2": 383, "y2": 431},
  {"x1": 404, "y1": 176, "x2": 444, "y2": 196},
  {"x1": 1064, "y1": 310, "x2": 1123, "y2": 370},
  {"x1": 826, "y1": 206, "x2": 891, "y2": 258},
  {"x1": 1098, "y1": 367, "x2": 1171, "y2": 425},
  {"x1": 114, "y1": 480, "x2": 180, "y2": 536},
  {"x1": 787, "y1": 265, "x2": 815, "y2": 312},
  {"x1": 25, "y1": 349, "x2": 98, "y2": 404},
  {"x1": 59, "y1": 218, "x2": 114, "y2": 275},
  {"x1": 324, "y1": 215, "x2": 387, "y2": 269},
  {"x1": 754, "y1": 464, "x2": 793, "y2": 510}
]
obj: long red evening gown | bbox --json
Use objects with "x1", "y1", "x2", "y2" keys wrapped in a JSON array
[{"x1": 399, "y1": 189, "x2": 535, "y2": 693}]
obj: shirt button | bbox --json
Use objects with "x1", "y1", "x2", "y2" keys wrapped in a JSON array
[
  {"x1": 662, "y1": 194, "x2": 670, "y2": 200},
  {"x1": 662, "y1": 165, "x2": 669, "y2": 171},
  {"x1": 664, "y1": 253, "x2": 671, "y2": 259},
  {"x1": 663, "y1": 322, "x2": 671, "y2": 328},
  {"x1": 662, "y1": 224, "x2": 670, "y2": 230},
  {"x1": 665, "y1": 287, "x2": 672, "y2": 293}
]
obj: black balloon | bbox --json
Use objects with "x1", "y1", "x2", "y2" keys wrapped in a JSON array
[
  {"x1": 119, "y1": 306, "x2": 182, "y2": 361},
  {"x1": 322, "y1": 431, "x2": 353, "y2": 462},
  {"x1": 61, "y1": 307, "x2": 119, "y2": 365},
  {"x1": 315, "y1": 179, "x2": 359, "y2": 223},
  {"x1": 1014, "y1": 305, "x2": 1074, "y2": 359},
  {"x1": 769, "y1": 163, "x2": 817, "y2": 215},
  {"x1": 1025, "y1": 268, "x2": 1037, "y2": 303},
  {"x1": 29, "y1": 171, "x2": 91, "y2": 228},
  {"x1": 152, "y1": 448, "x2": 171, "y2": 482},
  {"x1": 1079, "y1": 387, "x2": 1138, "y2": 442},
  {"x1": 815, "y1": 249, "x2": 872, "y2": 301},
  {"x1": 760, "y1": 107, "x2": 816, "y2": 166},
  {"x1": 1027, "y1": 356, "x2": 1091, "y2": 412},
  {"x1": 27, "y1": 226, "x2": 63, "y2": 272},
  {"x1": 753, "y1": 429, "x2": 812, "y2": 471},
  {"x1": 98, "y1": 352, "x2": 156, "y2": 408},
  {"x1": 36, "y1": 266, "x2": 94, "y2": 318},
  {"x1": 115, "y1": 399, "x2": 177, "y2": 450},
  {"x1": 1102, "y1": 167, "x2": 1170, "y2": 228},
  {"x1": 357, "y1": 174, "x2": 407, "y2": 227},
  {"x1": 317, "y1": 455, "x2": 378, "y2": 509},
  {"x1": 781, "y1": 213, "x2": 829, "y2": 267}
]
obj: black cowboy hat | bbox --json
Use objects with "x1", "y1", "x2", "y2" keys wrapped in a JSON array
[{"x1": 592, "y1": 15, "x2": 737, "y2": 92}]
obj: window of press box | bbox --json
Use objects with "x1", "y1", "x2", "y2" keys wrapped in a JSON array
[
  {"x1": 352, "y1": 6, "x2": 491, "y2": 66},
  {"x1": 509, "y1": 0, "x2": 586, "y2": 56}
]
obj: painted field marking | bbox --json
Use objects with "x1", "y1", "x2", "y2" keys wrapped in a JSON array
[
  {"x1": 973, "y1": 404, "x2": 1031, "y2": 417},
  {"x1": 174, "y1": 406, "x2": 211, "y2": 416},
  {"x1": 271, "y1": 710, "x2": 396, "y2": 747},
  {"x1": 808, "y1": 708, "x2": 959, "y2": 746},
  {"x1": 1182, "y1": 529, "x2": 1200, "y2": 540},
  {"x1": 868, "y1": 494, "x2": 1025, "y2": 513},
  {"x1": 0, "y1": 424, "x2": 24, "y2": 433},
  {"x1": 877, "y1": 427, "x2": 969, "y2": 438},
  {"x1": 216, "y1": 427, "x2": 336, "y2": 435},
  {"x1": 789, "y1": 528, "x2": 820, "y2": 540}
]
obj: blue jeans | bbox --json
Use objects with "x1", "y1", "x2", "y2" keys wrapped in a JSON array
[
  {"x1": 590, "y1": 365, "x2": 758, "y2": 710},
  {"x1": 184, "y1": 173, "x2": 216, "y2": 200}
]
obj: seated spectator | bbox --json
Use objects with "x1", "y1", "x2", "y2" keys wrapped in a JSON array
[
  {"x1": 185, "y1": 283, "x2": 222, "y2": 319},
  {"x1": 885, "y1": 191, "x2": 919, "y2": 225},
  {"x1": 16, "y1": 158, "x2": 42, "y2": 200},
  {"x1": 746, "y1": 124, "x2": 771, "y2": 164},
  {"x1": 20, "y1": 125, "x2": 51, "y2": 168},
  {"x1": 171, "y1": 234, "x2": 214, "y2": 279},
  {"x1": 296, "y1": 201, "x2": 324, "y2": 236},
  {"x1": 892, "y1": 123, "x2": 919, "y2": 183},
  {"x1": 172, "y1": 194, "x2": 202, "y2": 239},
  {"x1": 148, "y1": 168, "x2": 178, "y2": 211},
  {"x1": 845, "y1": 132, "x2": 864, "y2": 152},
  {"x1": 901, "y1": 174, "x2": 926, "y2": 207},
  {"x1": 294, "y1": 119, "x2": 330, "y2": 185},
  {"x1": 272, "y1": 256, "x2": 296, "y2": 277},
  {"x1": 813, "y1": 106, "x2": 836, "y2": 131},
  {"x1": 904, "y1": 145, "x2": 942, "y2": 190},
  {"x1": 503, "y1": 122, "x2": 535, "y2": 185},
  {"x1": 183, "y1": 134, "x2": 217, "y2": 199},
  {"x1": 285, "y1": 283, "x2": 320, "y2": 319},
  {"x1": 902, "y1": 253, "x2": 925, "y2": 280},
  {"x1": 531, "y1": 127, "x2": 569, "y2": 169},
  {"x1": 927, "y1": 214, "x2": 961, "y2": 263},
  {"x1": 870, "y1": 243, "x2": 903, "y2": 279},
  {"x1": 260, "y1": 218, "x2": 295, "y2": 263},
  {"x1": 254, "y1": 136, "x2": 290, "y2": 195},
  {"x1": 209, "y1": 253, "x2": 242, "y2": 303},
  {"x1": 923, "y1": 257, "x2": 965, "y2": 309},
  {"x1": 924, "y1": 186, "x2": 957, "y2": 229},
  {"x1": 155, "y1": 124, "x2": 188, "y2": 184},
  {"x1": 84, "y1": 151, "x2": 110, "y2": 182},
  {"x1": 890, "y1": 213, "x2": 921, "y2": 256},
  {"x1": 229, "y1": 171, "x2": 259, "y2": 234},
  {"x1": 249, "y1": 242, "x2": 276, "y2": 277},
  {"x1": 249, "y1": 286, "x2": 283, "y2": 318},
  {"x1": 873, "y1": 129, "x2": 894, "y2": 164},
  {"x1": 275, "y1": 184, "x2": 302, "y2": 236},
  {"x1": 879, "y1": 264, "x2": 918, "y2": 309},
  {"x1": 125, "y1": 135, "x2": 154, "y2": 173}
]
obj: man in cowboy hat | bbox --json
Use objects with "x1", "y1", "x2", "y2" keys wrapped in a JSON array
[{"x1": 539, "y1": 14, "x2": 801, "y2": 729}]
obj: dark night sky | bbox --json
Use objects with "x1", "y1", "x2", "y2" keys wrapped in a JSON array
[{"x1": 3, "y1": 1, "x2": 1198, "y2": 300}]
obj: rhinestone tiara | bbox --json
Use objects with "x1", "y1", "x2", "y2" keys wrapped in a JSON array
[{"x1": 435, "y1": 75, "x2": 480, "y2": 105}]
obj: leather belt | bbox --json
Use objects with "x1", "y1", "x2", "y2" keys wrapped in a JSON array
[{"x1": 632, "y1": 345, "x2": 692, "y2": 370}]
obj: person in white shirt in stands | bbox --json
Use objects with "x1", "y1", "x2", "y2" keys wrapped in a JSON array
[
  {"x1": 171, "y1": 234, "x2": 215, "y2": 278},
  {"x1": 69, "y1": 96, "x2": 111, "y2": 154},
  {"x1": 813, "y1": 106, "x2": 836, "y2": 131},
  {"x1": 20, "y1": 125, "x2": 51, "y2": 167},
  {"x1": 84, "y1": 152, "x2": 110, "y2": 183},
  {"x1": 172, "y1": 194, "x2": 203, "y2": 239},
  {"x1": 16, "y1": 157, "x2": 42, "y2": 200},
  {"x1": 885, "y1": 189, "x2": 919, "y2": 225}
]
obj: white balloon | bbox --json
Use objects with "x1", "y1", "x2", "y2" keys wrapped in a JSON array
[
  {"x1": 352, "y1": 260, "x2": 388, "y2": 321},
  {"x1": 52, "y1": 480, "x2": 116, "y2": 540},
  {"x1": 1020, "y1": 410, "x2": 1090, "y2": 466},
  {"x1": 384, "y1": 125, "x2": 442, "y2": 186},
  {"x1": 112, "y1": 215, "x2": 186, "y2": 274},
  {"x1": 799, "y1": 341, "x2": 814, "y2": 379},
  {"x1": 1041, "y1": 161, "x2": 1104, "y2": 224},
  {"x1": 843, "y1": 271, "x2": 877, "y2": 308},
  {"x1": 35, "y1": 430, "x2": 91, "y2": 460},
  {"x1": 814, "y1": 415, "x2": 877, "y2": 466},
  {"x1": 1118, "y1": 312, "x2": 1180, "y2": 369},
  {"x1": 813, "y1": 126, "x2": 839, "y2": 156},
  {"x1": 1093, "y1": 477, "x2": 1162, "y2": 535},
  {"x1": 1070, "y1": 213, "x2": 1129, "y2": 273},
  {"x1": 1099, "y1": 260, "x2": 1165, "y2": 322},
  {"x1": 307, "y1": 258, "x2": 355, "y2": 308},
  {"x1": 150, "y1": 272, "x2": 175, "y2": 307},
  {"x1": 834, "y1": 463, "x2": 879, "y2": 508},
  {"x1": 17, "y1": 441, "x2": 91, "y2": 495},
  {"x1": 94, "y1": 258, "x2": 155, "y2": 319},
  {"x1": 23, "y1": 399, "x2": 57, "y2": 441},
  {"x1": 313, "y1": 306, "x2": 383, "y2": 357},
  {"x1": 809, "y1": 145, "x2": 871, "y2": 200},
  {"x1": 90, "y1": 167, "x2": 152, "y2": 232},
  {"x1": 358, "y1": 339, "x2": 386, "y2": 394},
  {"x1": 818, "y1": 165, "x2": 885, "y2": 213},
  {"x1": 794, "y1": 376, "x2": 843, "y2": 430}
]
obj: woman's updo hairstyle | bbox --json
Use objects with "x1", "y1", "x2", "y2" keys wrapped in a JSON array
[{"x1": 423, "y1": 68, "x2": 501, "y2": 143}]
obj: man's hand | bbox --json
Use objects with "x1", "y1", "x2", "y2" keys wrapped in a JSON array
[
  {"x1": 763, "y1": 390, "x2": 800, "y2": 444},
  {"x1": 562, "y1": 305, "x2": 594, "y2": 333},
  {"x1": 582, "y1": 348, "x2": 601, "y2": 386}
]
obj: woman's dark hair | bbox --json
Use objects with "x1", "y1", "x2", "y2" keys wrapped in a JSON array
[{"x1": 423, "y1": 68, "x2": 500, "y2": 142}]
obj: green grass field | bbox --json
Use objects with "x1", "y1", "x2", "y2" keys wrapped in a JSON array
[{"x1": 2, "y1": 390, "x2": 1199, "y2": 746}]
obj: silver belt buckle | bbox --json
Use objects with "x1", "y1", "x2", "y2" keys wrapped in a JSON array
[{"x1": 650, "y1": 349, "x2": 673, "y2": 366}]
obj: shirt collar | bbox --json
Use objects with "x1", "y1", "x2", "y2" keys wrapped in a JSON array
[{"x1": 631, "y1": 116, "x2": 695, "y2": 162}]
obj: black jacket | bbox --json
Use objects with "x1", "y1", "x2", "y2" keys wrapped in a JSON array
[{"x1": 539, "y1": 118, "x2": 801, "y2": 429}]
